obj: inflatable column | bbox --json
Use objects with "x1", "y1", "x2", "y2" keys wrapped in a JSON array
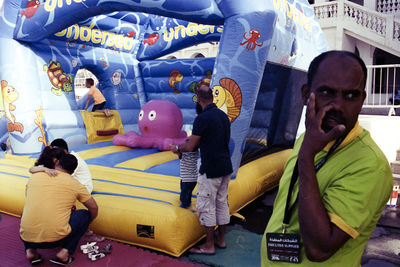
[
  {"x1": 213, "y1": 1, "x2": 277, "y2": 176},
  {"x1": 0, "y1": 39, "x2": 47, "y2": 154}
]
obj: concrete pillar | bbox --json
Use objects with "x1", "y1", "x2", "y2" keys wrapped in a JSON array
[
  {"x1": 335, "y1": 0, "x2": 345, "y2": 50},
  {"x1": 364, "y1": 0, "x2": 377, "y2": 11}
]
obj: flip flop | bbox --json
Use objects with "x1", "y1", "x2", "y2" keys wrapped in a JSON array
[
  {"x1": 189, "y1": 246, "x2": 215, "y2": 255},
  {"x1": 30, "y1": 253, "x2": 43, "y2": 265},
  {"x1": 49, "y1": 256, "x2": 75, "y2": 266}
]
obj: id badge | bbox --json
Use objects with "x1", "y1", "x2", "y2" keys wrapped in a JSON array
[{"x1": 266, "y1": 232, "x2": 301, "y2": 263}]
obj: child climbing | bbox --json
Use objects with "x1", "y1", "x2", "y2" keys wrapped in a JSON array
[{"x1": 84, "y1": 78, "x2": 112, "y2": 117}]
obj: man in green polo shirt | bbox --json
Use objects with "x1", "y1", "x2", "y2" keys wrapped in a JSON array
[{"x1": 261, "y1": 51, "x2": 392, "y2": 266}]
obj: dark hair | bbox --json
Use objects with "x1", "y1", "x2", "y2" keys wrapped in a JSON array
[
  {"x1": 50, "y1": 138, "x2": 69, "y2": 151},
  {"x1": 86, "y1": 78, "x2": 94, "y2": 86},
  {"x1": 196, "y1": 85, "x2": 213, "y2": 101},
  {"x1": 35, "y1": 146, "x2": 66, "y2": 168},
  {"x1": 307, "y1": 50, "x2": 367, "y2": 90},
  {"x1": 58, "y1": 154, "x2": 78, "y2": 174}
]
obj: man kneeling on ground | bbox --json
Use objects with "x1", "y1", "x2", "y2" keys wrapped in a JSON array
[{"x1": 20, "y1": 153, "x2": 98, "y2": 265}]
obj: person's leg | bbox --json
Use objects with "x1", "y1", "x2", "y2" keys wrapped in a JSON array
[
  {"x1": 215, "y1": 173, "x2": 232, "y2": 248},
  {"x1": 92, "y1": 103, "x2": 100, "y2": 112},
  {"x1": 180, "y1": 181, "x2": 196, "y2": 208},
  {"x1": 203, "y1": 226, "x2": 215, "y2": 251},
  {"x1": 215, "y1": 224, "x2": 227, "y2": 248},
  {"x1": 190, "y1": 174, "x2": 221, "y2": 254},
  {"x1": 187, "y1": 181, "x2": 197, "y2": 205},
  {"x1": 25, "y1": 248, "x2": 40, "y2": 262},
  {"x1": 180, "y1": 180, "x2": 184, "y2": 204},
  {"x1": 21, "y1": 239, "x2": 45, "y2": 263},
  {"x1": 57, "y1": 209, "x2": 91, "y2": 260}
]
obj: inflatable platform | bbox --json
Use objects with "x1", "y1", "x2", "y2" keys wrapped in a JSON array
[{"x1": 0, "y1": 0, "x2": 327, "y2": 256}]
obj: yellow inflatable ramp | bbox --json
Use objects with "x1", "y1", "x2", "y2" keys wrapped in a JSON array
[{"x1": 80, "y1": 110, "x2": 124, "y2": 143}]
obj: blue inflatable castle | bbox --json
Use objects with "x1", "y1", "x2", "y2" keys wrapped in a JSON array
[{"x1": 0, "y1": 0, "x2": 327, "y2": 256}]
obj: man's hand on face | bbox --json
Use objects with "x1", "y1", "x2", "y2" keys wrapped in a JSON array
[{"x1": 301, "y1": 93, "x2": 346, "y2": 156}]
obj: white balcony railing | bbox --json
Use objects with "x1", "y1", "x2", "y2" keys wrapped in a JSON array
[
  {"x1": 364, "y1": 64, "x2": 400, "y2": 111},
  {"x1": 377, "y1": 0, "x2": 400, "y2": 15},
  {"x1": 313, "y1": 1, "x2": 400, "y2": 54}
]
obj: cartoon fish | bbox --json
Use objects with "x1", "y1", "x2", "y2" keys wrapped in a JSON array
[
  {"x1": 169, "y1": 70, "x2": 183, "y2": 94},
  {"x1": 126, "y1": 31, "x2": 136, "y2": 38},
  {"x1": 0, "y1": 80, "x2": 24, "y2": 133},
  {"x1": 20, "y1": 0, "x2": 40, "y2": 18},
  {"x1": 143, "y1": 33, "x2": 159, "y2": 46},
  {"x1": 212, "y1": 78, "x2": 242, "y2": 123}
]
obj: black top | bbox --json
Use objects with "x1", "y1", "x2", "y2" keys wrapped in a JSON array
[{"x1": 192, "y1": 103, "x2": 233, "y2": 178}]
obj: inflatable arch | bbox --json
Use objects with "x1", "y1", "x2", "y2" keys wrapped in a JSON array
[{"x1": 0, "y1": 0, "x2": 327, "y2": 256}]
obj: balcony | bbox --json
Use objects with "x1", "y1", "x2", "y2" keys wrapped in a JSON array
[{"x1": 313, "y1": 0, "x2": 400, "y2": 57}]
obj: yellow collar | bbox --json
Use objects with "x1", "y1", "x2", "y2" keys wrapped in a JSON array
[{"x1": 323, "y1": 121, "x2": 363, "y2": 152}]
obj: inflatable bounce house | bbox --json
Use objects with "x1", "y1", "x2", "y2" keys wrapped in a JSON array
[{"x1": 0, "y1": 0, "x2": 327, "y2": 256}]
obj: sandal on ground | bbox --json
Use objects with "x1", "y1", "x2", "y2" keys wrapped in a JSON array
[
  {"x1": 82, "y1": 246, "x2": 99, "y2": 254},
  {"x1": 100, "y1": 243, "x2": 113, "y2": 254},
  {"x1": 80, "y1": 242, "x2": 96, "y2": 251},
  {"x1": 30, "y1": 253, "x2": 43, "y2": 265},
  {"x1": 49, "y1": 256, "x2": 75, "y2": 266},
  {"x1": 89, "y1": 252, "x2": 105, "y2": 261},
  {"x1": 189, "y1": 246, "x2": 215, "y2": 255}
]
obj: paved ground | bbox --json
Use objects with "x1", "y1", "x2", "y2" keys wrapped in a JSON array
[
  {"x1": 182, "y1": 187, "x2": 400, "y2": 266},
  {"x1": 3, "y1": 187, "x2": 400, "y2": 266}
]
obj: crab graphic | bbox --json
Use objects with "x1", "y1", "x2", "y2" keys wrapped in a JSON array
[{"x1": 43, "y1": 60, "x2": 73, "y2": 96}]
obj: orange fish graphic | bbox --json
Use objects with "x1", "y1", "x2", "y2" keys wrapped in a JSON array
[
  {"x1": 143, "y1": 33, "x2": 159, "y2": 46},
  {"x1": 169, "y1": 70, "x2": 183, "y2": 94},
  {"x1": 212, "y1": 78, "x2": 242, "y2": 123},
  {"x1": 20, "y1": 0, "x2": 40, "y2": 18}
]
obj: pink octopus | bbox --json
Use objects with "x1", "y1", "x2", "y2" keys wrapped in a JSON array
[
  {"x1": 112, "y1": 100, "x2": 187, "y2": 151},
  {"x1": 240, "y1": 29, "x2": 263, "y2": 51}
]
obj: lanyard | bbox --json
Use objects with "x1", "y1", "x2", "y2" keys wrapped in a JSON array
[{"x1": 282, "y1": 135, "x2": 346, "y2": 233}]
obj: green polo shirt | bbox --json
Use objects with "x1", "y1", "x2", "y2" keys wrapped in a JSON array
[{"x1": 261, "y1": 123, "x2": 392, "y2": 266}]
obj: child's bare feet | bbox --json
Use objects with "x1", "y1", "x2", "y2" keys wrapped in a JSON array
[{"x1": 104, "y1": 109, "x2": 113, "y2": 117}]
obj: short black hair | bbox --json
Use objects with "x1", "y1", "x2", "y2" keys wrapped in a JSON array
[
  {"x1": 86, "y1": 78, "x2": 94, "y2": 86},
  {"x1": 307, "y1": 50, "x2": 367, "y2": 90},
  {"x1": 196, "y1": 85, "x2": 213, "y2": 101},
  {"x1": 35, "y1": 146, "x2": 66, "y2": 168},
  {"x1": 50, "y1": 138, "x2": 69, "y2": 151},
  {"x1": 59, "y1": 154, "x2": 78, "y2": 174}
]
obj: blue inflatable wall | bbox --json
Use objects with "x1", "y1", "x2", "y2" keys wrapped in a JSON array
[{"x1": 0, "y1": 0, "x2": 327, "y2": 175}]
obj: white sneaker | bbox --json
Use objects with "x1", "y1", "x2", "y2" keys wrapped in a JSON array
[
  {"x1": 89, "y1": 252, "x2": 105, "y2": 261},
  {"x1": 80, "y1": 242, "x2": 96, "y2": 251},
  {"x1": 82, "y1": 246, "x2": 99, "y2": 254}
]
